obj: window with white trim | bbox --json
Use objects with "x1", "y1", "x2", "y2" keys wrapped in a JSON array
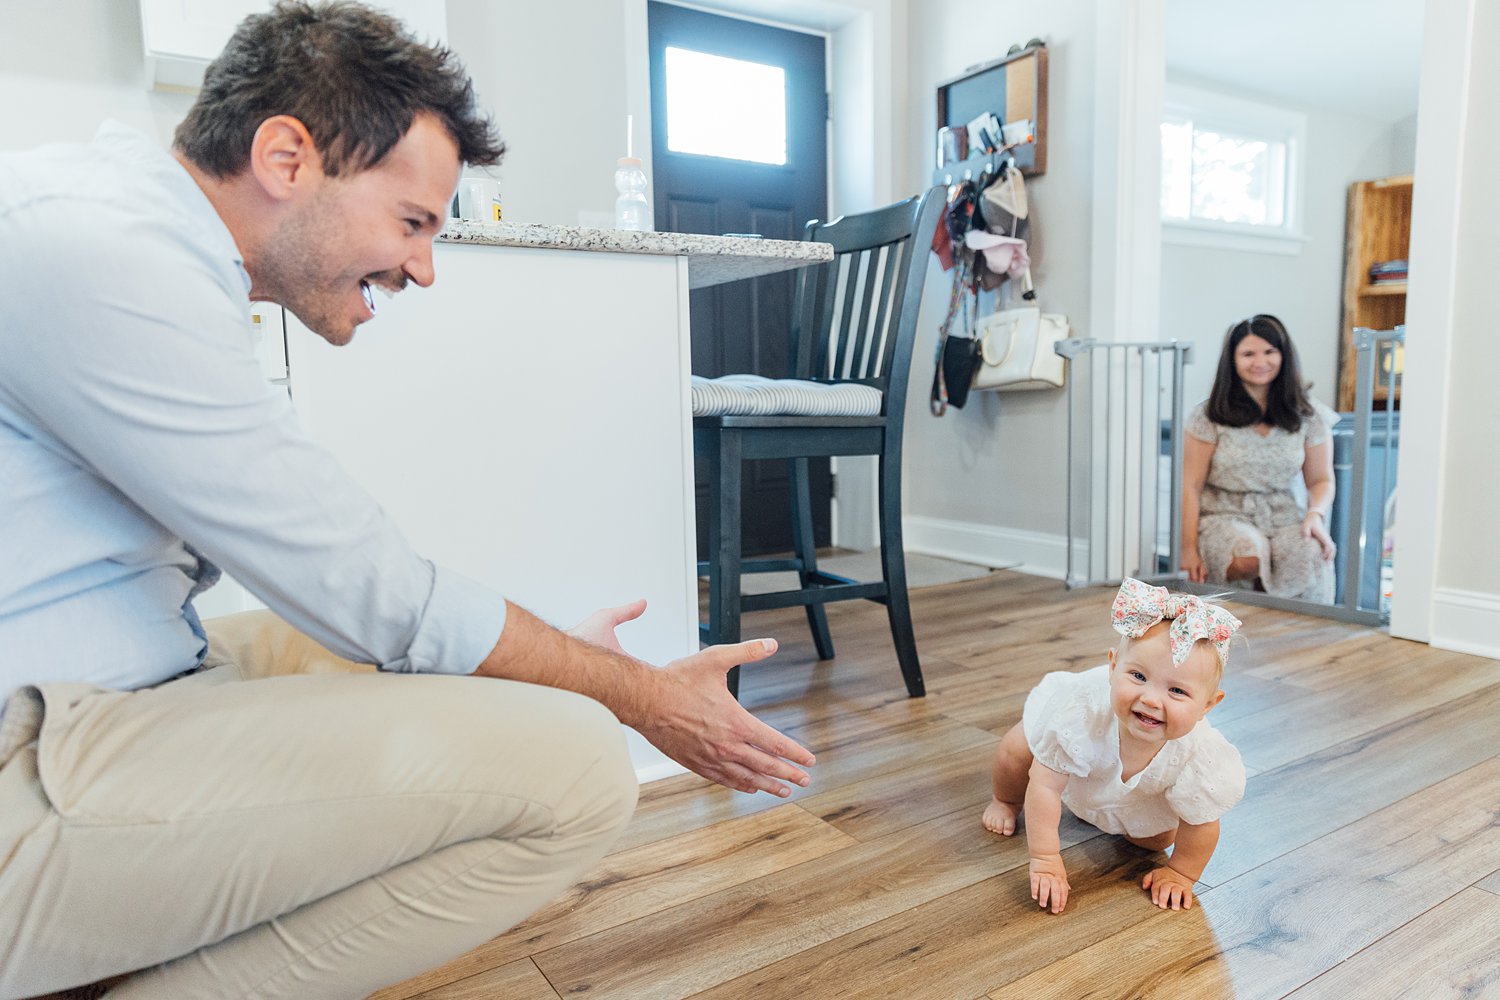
[{"x1": 1161, "y1": 82, "x2": 1306, "y2": 254}]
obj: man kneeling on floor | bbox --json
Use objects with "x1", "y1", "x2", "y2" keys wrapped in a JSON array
[{"x1": 0, "y1": 3, "x2": 813, "y2": 996}]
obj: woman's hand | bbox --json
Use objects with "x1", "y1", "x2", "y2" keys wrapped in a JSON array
[
  {"x1": 1181, "y1": 547, "x2": 1207, "y2": 583},
  {"x1": 1302, "y1": 511, "x2": 1336, "y2": 561},
  {"x1": 1029, "y1": 853, "x2": 1071, "y2": 914},
  {"x1": 1142, "y1": 866, "x2": 1198, "y2": 910}
]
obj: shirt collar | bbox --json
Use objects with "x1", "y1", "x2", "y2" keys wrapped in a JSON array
[{"x1": 93, "y1": 121, "x2": 251, "y2": 294}]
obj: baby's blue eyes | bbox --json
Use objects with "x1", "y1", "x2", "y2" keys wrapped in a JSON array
[{"x1": 1127, "y1": 670, "x2": 1191, "y2": 697}]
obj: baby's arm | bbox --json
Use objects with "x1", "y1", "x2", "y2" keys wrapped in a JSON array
[
  {"x1": 1024, "y1": 759, "x2": 1072, "y2": 913},
  {"x1": 1142, "y1": 818, "x2": 1219, "y2": 910}
]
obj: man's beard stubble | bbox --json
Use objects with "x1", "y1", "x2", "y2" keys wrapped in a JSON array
[{"x1": 254, "y1": 192, "x2": 394, "y2": 347}]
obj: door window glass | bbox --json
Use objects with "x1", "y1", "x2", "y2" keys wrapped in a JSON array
[{"x1": 664, "y1": 46, "x2": 787, "y2": 164}]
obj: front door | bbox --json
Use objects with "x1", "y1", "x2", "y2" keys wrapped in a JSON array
[{"x1": 647, "y1": 2, "x2": 829, "y2": 559}]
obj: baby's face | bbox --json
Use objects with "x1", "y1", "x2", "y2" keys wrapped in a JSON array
[{"x1": 1108, "y1": 624, "x2": 1224, "y2": 746}]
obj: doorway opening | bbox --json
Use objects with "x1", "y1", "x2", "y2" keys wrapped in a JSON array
[{"x1": 648, "y1": 1, "x2": 830, "y2": 558}]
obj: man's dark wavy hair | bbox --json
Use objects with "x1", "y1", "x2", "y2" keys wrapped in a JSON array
[
  {"x1": 1206, "y1": 313, "x2": 1315, "y2": 433},
  {"x1": 174, "y1": 0, "x2": 505, "y2": 178}
]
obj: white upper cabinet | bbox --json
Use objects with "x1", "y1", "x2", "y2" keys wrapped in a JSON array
[{"x1": 139, "y1": 0, "x2": 447, "y2": 91}]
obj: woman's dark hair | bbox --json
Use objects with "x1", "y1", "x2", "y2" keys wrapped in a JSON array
[
  {"x1": 174, "y1": 1, "x2": 505, "y2": 178},
  {"x1": 1206, "y1": 314, "x2": 1316, "y2": 432}
]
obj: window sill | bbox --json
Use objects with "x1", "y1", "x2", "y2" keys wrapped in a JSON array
[{"x1": 1162, "y1": 221, "x2": 1307, "y2": 257}]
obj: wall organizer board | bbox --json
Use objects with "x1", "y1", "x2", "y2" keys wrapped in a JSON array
[{"x1": 935, "y1": 44, "x2": 1048, "y2": 180}]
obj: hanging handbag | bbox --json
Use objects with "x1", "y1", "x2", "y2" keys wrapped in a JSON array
[
  {"x1": 930, "y1": 258, "x2": 981, "y2": 415},
  {"x1": 971, "y1": 271, "x2": 1069, "y2": 391}
]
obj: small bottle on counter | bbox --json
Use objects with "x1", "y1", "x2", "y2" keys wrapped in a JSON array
[{"x1": 614, "y1": 156, "x2": 650, "y2": 231}]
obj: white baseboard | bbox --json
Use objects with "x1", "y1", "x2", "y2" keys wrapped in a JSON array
[
  {"x1": 903, "y1": 514, "x2": 1066, "y2": 580},
  {"x1": 634, "y1": 758, "x2": 689, "y2": 784},
  {"x1": 626, "y1": 727, "x2": 687, "y2": 784},
  {"x1": 1430, "y1": 588, "x2": 1500, "y2": 661}
]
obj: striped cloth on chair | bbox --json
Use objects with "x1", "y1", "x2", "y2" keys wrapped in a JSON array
[{"x1": 690, "y1": 374, "x2": 883, "y2": 417}]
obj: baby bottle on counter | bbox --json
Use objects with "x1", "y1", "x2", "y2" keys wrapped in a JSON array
[{"x1": 614, "y1": 156, "x2": 650, "y2": 231}]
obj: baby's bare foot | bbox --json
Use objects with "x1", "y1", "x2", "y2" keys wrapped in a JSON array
[{"x1": 982, "y1": 798, "x2": 1021, "y2": 836}]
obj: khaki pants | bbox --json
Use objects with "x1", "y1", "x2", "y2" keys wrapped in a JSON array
[{"x1": 0, "y1": 611, "x2": 638, "y2": 999}]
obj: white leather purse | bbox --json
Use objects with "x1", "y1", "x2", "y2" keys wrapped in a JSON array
[{"x1": 972, "y1": 305, "x2": 1069, "y2": 391}]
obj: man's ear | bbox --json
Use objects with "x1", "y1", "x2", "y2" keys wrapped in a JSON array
[{"x1": 248, "y1": 115, "x2": 322, "y2": 202}]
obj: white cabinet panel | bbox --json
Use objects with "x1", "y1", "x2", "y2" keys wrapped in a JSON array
[{"x1": 283, "y1": 242, "x2": 696, "y2": 782}]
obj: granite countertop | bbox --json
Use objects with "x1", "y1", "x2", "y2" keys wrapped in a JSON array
[{"x1": 438, "y1": 221, "x2": 832, "y2": 289}]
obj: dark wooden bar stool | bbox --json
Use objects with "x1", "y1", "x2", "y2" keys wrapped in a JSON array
[{"x1": 692, "y1": 188, "x2": 944, "y2": 698}]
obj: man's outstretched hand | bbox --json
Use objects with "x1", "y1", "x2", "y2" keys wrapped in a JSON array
[
  {"x1": 566, "y1": 601, "x2": 816, "y2": 795},
  {"x1": 485, "y1": 600, "x2": 814, "y2": 798},
  {"x1": 639, "y1": 637, "x2": 815, "y2": 797}
]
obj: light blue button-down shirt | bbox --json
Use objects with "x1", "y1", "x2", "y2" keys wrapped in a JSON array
[{"x1": 0, "y1": 124, "x2": 507, "y2": 709}]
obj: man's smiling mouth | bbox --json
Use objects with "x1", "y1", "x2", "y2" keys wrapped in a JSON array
[{"x1": 359, "y1": 277, "x2": 403, "y2": 314}]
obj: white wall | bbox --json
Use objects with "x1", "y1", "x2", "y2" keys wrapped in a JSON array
[
  {"x1": 1424, "y1": 0, "x2": 1500, "y2": 655},
  {"x1": 0, "y1": 0, "x2": 632, "y2": 230},
  {"x1": 1159, "y1": 93, "x2": 1407, "y2": 410},
  {"x1": 0, "y1": 0, "x2": 195, "y2": 150},
  {"x1": 1390, "y1": 113, "x2": 1419, "y2": 174},
  {"x1": 443, "y1": 1, "x2": 633, "y2": 226},
  {"x1": 898, "y1": 0, "x2": 1098, "y2": 567}
]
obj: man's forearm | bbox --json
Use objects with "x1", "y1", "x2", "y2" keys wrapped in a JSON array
[{"x1": 471, "y1": 601, "x2": 657, "y2": 728}]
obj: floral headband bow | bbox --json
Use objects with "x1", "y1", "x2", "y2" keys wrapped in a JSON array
[{"x1": 1111, "y1": 578, "x2": 1242, "y2": 666}]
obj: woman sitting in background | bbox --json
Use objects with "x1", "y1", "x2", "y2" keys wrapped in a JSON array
[{"x1": 1182, "y1": 314, "x2": 1337, "y2": 601}]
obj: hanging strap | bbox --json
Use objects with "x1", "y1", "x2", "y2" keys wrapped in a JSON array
[{"x1": 930, "y1": 258, "x2": 976, "y2": 416}]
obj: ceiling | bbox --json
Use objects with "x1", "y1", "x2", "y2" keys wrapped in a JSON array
[{"x1": 1165, "y1": 0, "x2": 1425, "y2": 123}]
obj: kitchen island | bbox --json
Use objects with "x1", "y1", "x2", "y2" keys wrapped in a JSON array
[{"x1": 281, "y1": 223, "x2": 830, "y2": 780}]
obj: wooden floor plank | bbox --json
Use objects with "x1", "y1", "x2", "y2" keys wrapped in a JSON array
[
  {"x1": 1282, "y1": 887, "x2": 1500, "y2": 1000},
  {"x1": 1202, "y1": 678, "x2": 1500, "y2": 886},
  {"x1": 1229, "y1": 614, "x2": 1376, "y2": 689},
  {"x1": 1477, "y1": 868, "x2": 1500, "y2": 895},
  {"x1": 1215, "y1": 651, "x2": 1500, "y2": 772},
  {"x1": 481, "y1": 803, "x2": 854, "y2": 963},
  {"x1": 396, "y1": 958, "x2": 558, "y2": 1000},
  {"x1": 690, "y1": 835, "x2": 1168, "y2": 1000},
  {"x1": 991, "y1": 756, "x2": 1500, "y2": 1000},
  {"x1": 530, "y1": 805, "x2": 1098, "y2": 1000},
  {"x1": 796, "y1": 742, "x2": 995, "y2": 843},
  {"x1": 375, "y1": 805, "x2": 855, "y2": 997},
  {"x1": 985, "y1": 907, "x2": 1257, "y2": 1000},
  {"x1": 611, "y1": 698, "x2": 995, "y2": 853}
]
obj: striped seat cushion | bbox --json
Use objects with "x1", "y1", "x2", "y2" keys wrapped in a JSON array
[{"x1": 691, "y1": 374, "x2": 884, "y2": 418}]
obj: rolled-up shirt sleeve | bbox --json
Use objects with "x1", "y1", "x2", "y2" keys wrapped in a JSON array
[{"x1": 0, "y1": 196, "x2": 505, "y2": 675}]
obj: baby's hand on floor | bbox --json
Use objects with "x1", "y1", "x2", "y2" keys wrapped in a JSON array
[
  {"x1": 1029, "y1": 854, "x2": 1070, "y2": 914},
  {"x1": 982, "y1": 798, "x2": 1021, "y2": 836},
  {"x1": 1142, "y1": 866, "x2": 1197, "y2": 910}
]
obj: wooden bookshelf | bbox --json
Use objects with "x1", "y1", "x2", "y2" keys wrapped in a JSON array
[{"x1": 1337, "y1": 174, "x2": 1412, "y2": 410}]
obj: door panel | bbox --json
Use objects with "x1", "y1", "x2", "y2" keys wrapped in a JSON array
[{"x1": 648, "y1": 1, "x2": 829, "y2": 559}]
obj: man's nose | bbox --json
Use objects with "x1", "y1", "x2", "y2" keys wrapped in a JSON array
[{"x1": 406, "y1": 242, "x2": 436, "y2": 288}]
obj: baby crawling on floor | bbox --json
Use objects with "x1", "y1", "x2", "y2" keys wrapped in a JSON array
[{"x1": 983, "y1": 578, "x2": 1245, "y2": 914}]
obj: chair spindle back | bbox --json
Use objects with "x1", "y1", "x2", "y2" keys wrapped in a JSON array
[{"x1": 789, "y1": 189, "x2": 944, "y2": 423}]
